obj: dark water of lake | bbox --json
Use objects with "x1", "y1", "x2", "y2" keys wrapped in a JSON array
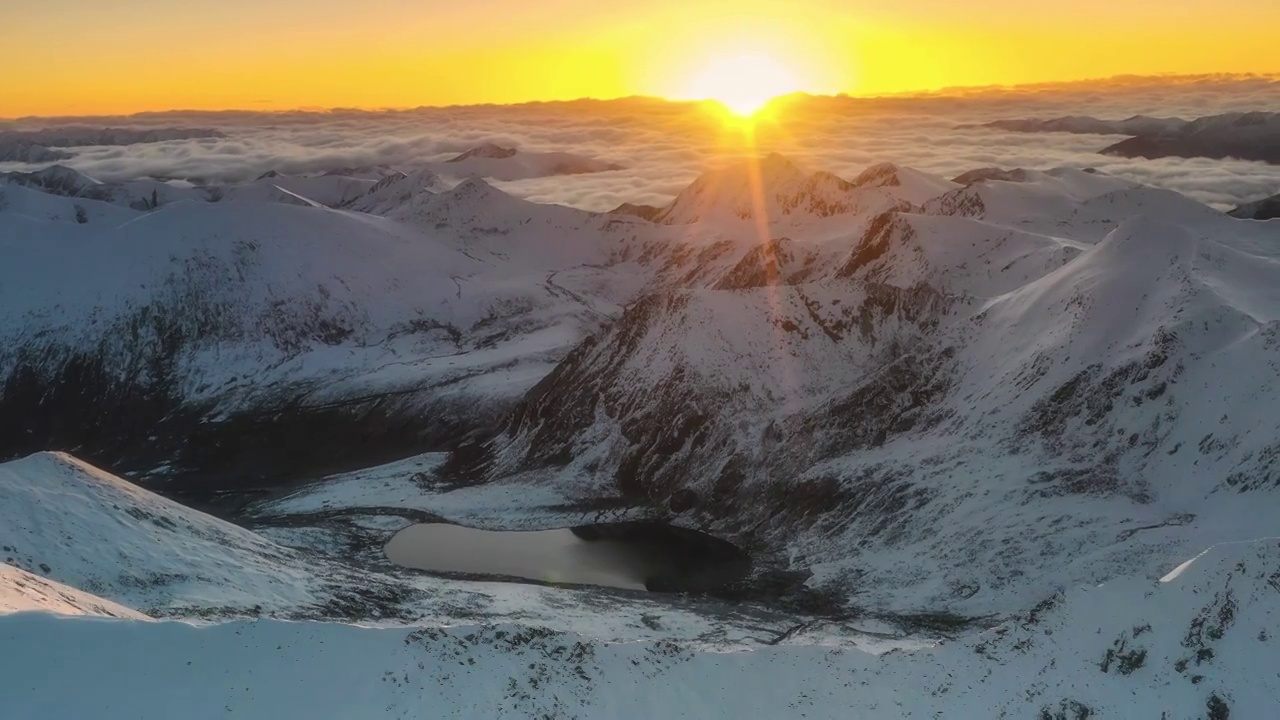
[{"x1": 384, "y1": 521, "x2": 750, "y2": 592}]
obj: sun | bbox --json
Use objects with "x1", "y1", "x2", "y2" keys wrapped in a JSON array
[{"x1": 687, "y1": 52, "x2": 801, "y2": 117}]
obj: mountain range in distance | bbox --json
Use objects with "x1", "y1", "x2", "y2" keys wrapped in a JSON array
[{"x1": 971, "y1": 110, "x2": 1280, "y2": 164}]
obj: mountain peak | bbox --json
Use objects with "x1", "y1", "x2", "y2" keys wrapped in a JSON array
[
  {"x1": 649, "y1": 153, "x2": 923, "y2": 225},
  {"x1": 341, "y1": 168, "x2": 439, "y2": 213},
  {"x1": 450, "y1": 175, "x2": 502, "y2": 197},
  {"x1": 447, "y1": 143, "x2": 518, "y2": 163},
  {"x1": 758, "y1": 152, "x2": 803, "y2": 177},
  {"x1": 851, "y1": 162, "x2": 959, "y2": 205},
  {"x1": 21, "y1": 164, "x2": 101, "y2": 185},
  {"x1": 1, "y1": 164, "x2": 105, "y2": 199},
  {"x1": 852, "y1": 162, "x2": 905, "y2": 188}
]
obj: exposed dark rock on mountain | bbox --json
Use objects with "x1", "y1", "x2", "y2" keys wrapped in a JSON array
[{"x1": 1228, "y1": 192, "x2": 1280, "y2": 220}]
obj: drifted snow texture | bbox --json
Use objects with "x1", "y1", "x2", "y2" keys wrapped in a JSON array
[{"x1": 3, "y1": 538, "x2": 1279, "y2": 718}]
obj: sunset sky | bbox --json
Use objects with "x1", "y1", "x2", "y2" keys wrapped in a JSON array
[{"x1": 5, "y1": 0, "x2": 1279, "y2": 117}]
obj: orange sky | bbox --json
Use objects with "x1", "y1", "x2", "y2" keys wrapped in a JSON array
[{"x1": 4, "y1": 0, "x2": 1279, "y2": 117}]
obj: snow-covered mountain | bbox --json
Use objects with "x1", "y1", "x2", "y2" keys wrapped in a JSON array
[
  {"x1": 0, "y1": 142, "x2": 69, "y2": 163},
  {"x1": 1229, "y1": 191, "x2": 1280, "y2": 221},
  {"x1": 4, "y1": 147, "x2": 1280, "y2": 714},
  {"x1": 0, "y1": 153, "x2": 967, "y2": 480},
  {"x1": 0, "y1": 163, "x2": 429, "y2": 212},
  {"x1": 430, "y1": 143, "x2": 623, "y2": 181},
  {"x1": 850, "y1": 161, "x2": 961, "y2": 205},
  {"x1": 0, "y1": 451, "x2": 397, "y2": 616},
  {"x1": 976, "y1": 114, "x2": 1188, "y2": 136},
  {"x1": 216, "y1": 169, "x2": 391, "y2": 207},
  {"x1": 0, "y1": 165, "x2": 207, "y2": 210},
  {"x1": 0, "y1": 125, "x2": 226, "y2": 147},
  {"x1": 975, "y1": 111, "x2": 1280, "y2": 164},
  {"x1": 339, "y1": 168, "x2": 444, "y2": 212},
  {"x1": 0, "y1": 126, "x2": 226, "y2": 165},
  {"x1": 639, "y1": 154, "x2": 919, "y2": 226},
  {"x1": 1102, "y1": 111, "x2": 1280, "y2": 164},
  {"x1": 5, "y1": 151, "x2": 1279, "y2": 615},
  {"x1": 0, "y1": 167, "x2": 671, "y2": 478},
  {"x1": 451, "y1": 156, "x2": 1280, "y2": 617}
]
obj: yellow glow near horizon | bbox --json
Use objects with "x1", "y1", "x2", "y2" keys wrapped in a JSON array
[
  {"x1": 1, "y1": 1, "x2": 1279, "y2": 117},
  {"x1": 686, "y1": 53, "x2": 803, "y2": 116}
]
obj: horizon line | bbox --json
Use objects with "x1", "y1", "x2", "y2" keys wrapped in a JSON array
[{"x1": 3, "y1": 71, "x2": 1277, "y2": 124}]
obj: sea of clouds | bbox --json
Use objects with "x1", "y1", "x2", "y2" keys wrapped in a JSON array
[{"x1": 2, "y1": 74, "x2": 1277, "y2": 210}]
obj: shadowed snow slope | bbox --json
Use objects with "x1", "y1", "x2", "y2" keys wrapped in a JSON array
[
  {"x1": 2, "y1": 539, "x2": 1277, "y2": 718},
  {"x1": 0, "y1": 452, "x2": 369, "y2": 616},
  {"x1": 0, "y1": 174, "x2": 663, "y2": 474}
]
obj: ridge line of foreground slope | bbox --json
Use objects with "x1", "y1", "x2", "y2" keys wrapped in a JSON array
[{"x1": 3, "y1": 537, "x2": 1277, "y2": 718}]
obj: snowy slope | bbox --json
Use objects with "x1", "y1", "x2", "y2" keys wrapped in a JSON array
[
  {"x1": 0, "y1": 164, "x2": 210, "y2": 209},
  {"x1": 0, "y1": 564, "x2": 148, "y2": 619},
  {"x1": 850, "y1": 161, "x2": 960, "y2": 206},
  {"x1": 0, "y1": 171, "x2": 664, "y2": 474},
  {"x1": 0, "y1": 452, "x2": 361, "y2": 615},
  {"x1": 2, "y1": 538, "x2": 1277, "y2": 718},
  {"x1": 217, "y1": 172, "x2": 382, "y2": 207},
  {"x1": 0, "y1": 451, "x2": 900, "y2": 647},
  {"x1": 340, "y1": 168, "x2": 444, "y2": 213}
]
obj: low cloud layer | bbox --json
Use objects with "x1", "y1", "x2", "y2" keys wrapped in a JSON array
[{"x1": 2, "y1": 74, "x2": 1278, "y2": 210}]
